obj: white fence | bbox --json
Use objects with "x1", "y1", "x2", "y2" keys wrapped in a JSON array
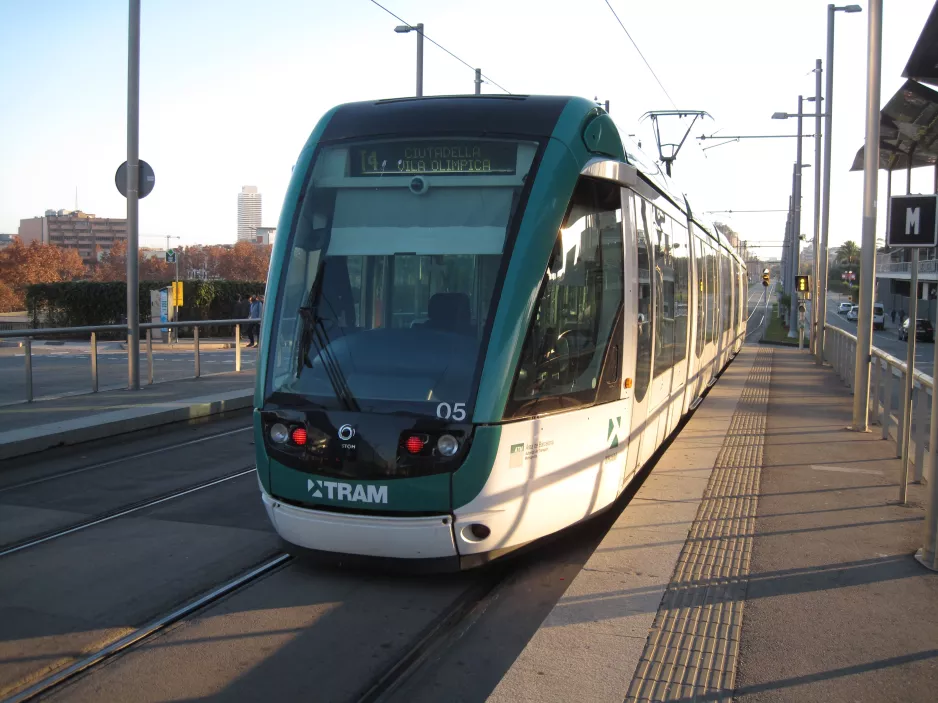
[{"x1": 825, "y1": 324, "x2": 932, "y2": 483}]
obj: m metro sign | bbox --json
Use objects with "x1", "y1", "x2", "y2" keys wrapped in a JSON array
[{"x1": 887, "y1": 194, "x2": 938, "y2": 247}]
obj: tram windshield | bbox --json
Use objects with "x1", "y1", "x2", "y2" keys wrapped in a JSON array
[{"x1": 267, "y1": 137, "x2": 539, "y2": 417}]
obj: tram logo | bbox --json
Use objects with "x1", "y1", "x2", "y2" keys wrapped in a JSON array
[
  {"x1": 307, "y1": 478, "x2": 388, "y2": 504},
  {"x1": 608, "y1": 417, "x2": 622, "y2": 449},
  {"x1": 509, "y1": 443, "x2": 525, "y2": 468},
  {"x1": 338, "y1": 424, "x2": 356, "y2": 441}
]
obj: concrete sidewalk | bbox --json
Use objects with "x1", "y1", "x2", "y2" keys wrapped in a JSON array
[
  {"x1": 0, "y1": 371, "x2": 255, "y2": 462},
  {"x1": 490, "y1": 345, "x2": 938, "y2": 702}
]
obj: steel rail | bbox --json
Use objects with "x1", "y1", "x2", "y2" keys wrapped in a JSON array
[
  {"x1": 2, "y1": 553, "x2": 290, "y2": 703},
  {"x1": 0, "y1": 467, "x2": 256, "y2": 558},
  {"x1": 0, "y1": 425, "x2": 251, "y2": 494}
]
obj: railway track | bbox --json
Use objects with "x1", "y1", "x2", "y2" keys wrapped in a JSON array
[
  {"x1": 2, "y1": 554, "x2": 291, "y2": 703},
  {"x1": 0, "y1": 425, "x2": 252, "y2": 493},
  {"x1": 0, "y1": 466, "x2": 256, "y2": 557},
  {"x1": 354, "y1": 563, "x2": 512, "y2": 703}
]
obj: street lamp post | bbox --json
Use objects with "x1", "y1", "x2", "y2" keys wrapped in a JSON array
[
  {"x1": 819, "y1": 4, "x2": 863, "y2": 367},
  {"x1": 807, "y1": 59, "x2": 823, "y2": 359},
  {"x1": 773, "y1": 92, "x2": 826, "y2": 340},
  {"x1": 394, "y1": 23, "x2": 424, "y2": 97}
]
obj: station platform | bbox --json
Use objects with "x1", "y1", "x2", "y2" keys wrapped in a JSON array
[
  {"x1": 0, "y1": 371, "x2": 254, "y2": 462},
  {"x1": 489, "y1": 345, "x2": 938, "y2": 702}
]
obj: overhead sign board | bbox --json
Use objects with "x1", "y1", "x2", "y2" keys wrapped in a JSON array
[
  {"x1": 349, "y1": 140, "x2": 517, "y2": 177},
  {"x1": 887, "y1": 194, "x2": 938, "y2": 247}
]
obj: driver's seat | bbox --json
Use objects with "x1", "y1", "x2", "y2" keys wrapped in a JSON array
[{"x1": 425, "y1": 293, "x2": 473, "y2": 335}]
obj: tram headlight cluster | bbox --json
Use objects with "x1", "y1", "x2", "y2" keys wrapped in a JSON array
[
  {"x1": 270, "y1": 423, "x2": 290, "y2": 444},
  {"x1": 437, "y1": 434, "x2": 459, "y2": 457}
]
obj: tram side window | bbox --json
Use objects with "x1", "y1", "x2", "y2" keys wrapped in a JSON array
[
  {"x1": 672, "y1": 222, "x2": 690, "y2": 365},
  {"x1": 694, "y1": 231, "x2": 706, "y2": 359},
  {"x1": 722, "y1": 254, "x2": 732, "y2": 332},
  {"x1": 652, "y1": 208, "x2": 674, "y2": 377},
  {"x1": 705, "y1": 242, "x2": 717, "y2": 343},
  {"x1": 507, "y1": 177, "x2": 624, "y2": 416},
  {"x1": 635, "y1": 198, "x2": 653, "y2": 403}
]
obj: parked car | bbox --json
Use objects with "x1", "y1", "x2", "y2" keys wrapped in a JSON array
[
  {"x1": 899, "y1": 318, "x2": 935, "y2": 343},
  {"x1": 838, "y1": 302, "x2": 852, "y2": 315},
  {"x1": 846, "y1": 306, "x2": 859, "y2": 322},
  {"x1": 873, "y1": 303, "x2": 885, "y2": 330}
]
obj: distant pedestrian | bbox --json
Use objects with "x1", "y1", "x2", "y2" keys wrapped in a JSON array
[
  {"x1": 891, "y1": 309, "x2": 897, "y2": 325},
  {"x1": 246, "y1": 296, "x2": 259, "y2": 348},
  {"x1": 247, "y1": 295, "x2": 263, "y2": 348}
]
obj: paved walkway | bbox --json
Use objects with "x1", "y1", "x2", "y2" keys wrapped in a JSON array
[
  {"x1": 0, "y1": 371, "x2": 254, "y2": 461},
  {"x1": 490, "y1": 345, "x2": 938, "y2": 702}
]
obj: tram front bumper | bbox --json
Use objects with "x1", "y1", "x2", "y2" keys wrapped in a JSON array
[{"x1": 261, "y1": 491, "x2": 458, "y2": 560}]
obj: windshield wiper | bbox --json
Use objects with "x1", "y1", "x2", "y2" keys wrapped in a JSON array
[{"x1": 298, "y1": 306, "x2": 360, "y2": 413}]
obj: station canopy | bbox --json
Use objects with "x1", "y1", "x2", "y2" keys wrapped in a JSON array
[{"x1": 850, "y1": 1, "x2": 938, "y2": 173}]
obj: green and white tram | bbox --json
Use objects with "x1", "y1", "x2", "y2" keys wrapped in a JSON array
[{"x1": 254, "y1": 95, "x2": 746, "y2": 570}]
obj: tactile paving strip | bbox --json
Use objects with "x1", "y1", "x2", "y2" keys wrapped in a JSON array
[{"x1": 626, "y1": 348, "x2": 773, "y2": 702}]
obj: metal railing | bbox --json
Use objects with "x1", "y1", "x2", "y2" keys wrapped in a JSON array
[
  {"x1": 825, "y1": 324, "x2": 933, "y2": 485},
  {"x1": 825, "y1": 322, "x2": 938, "y2": 570},
  {"x1": 876, "y1": 258, "x2": 938, "y2": 275},
  {"x1": 0, "y1": 319, "x2": 257, "y2": 402}
]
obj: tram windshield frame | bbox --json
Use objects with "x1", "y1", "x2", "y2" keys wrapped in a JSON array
[{"x1": 264, "y1": 135, "x2": 544, "y2": 419}]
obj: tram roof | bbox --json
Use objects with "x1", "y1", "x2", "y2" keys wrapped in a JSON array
[{"x1": 319, "y1": 95, "x2": 576, "y2": 142}]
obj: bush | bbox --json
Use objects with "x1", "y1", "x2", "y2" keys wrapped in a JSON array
[{"x1": 25, "y1": 281, "x2": 266, "y2": 336}]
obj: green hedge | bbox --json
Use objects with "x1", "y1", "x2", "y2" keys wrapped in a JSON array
[{"x1": 25, "y1": 281, "x2": 266, "y2": 336}]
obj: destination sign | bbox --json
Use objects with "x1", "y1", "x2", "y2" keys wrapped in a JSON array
[{"x1": 349, "y1": 140, "x2": 517, "y2": 177}]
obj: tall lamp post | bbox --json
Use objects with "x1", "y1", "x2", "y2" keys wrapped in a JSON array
[
  {"x1": 773, "y1": 96, "x2": 815, "y2": 337},
  {"x1": 394, "y1": 23, "x2": 424, "y2": 97},
  {"x1": 819, "y1": 4, "x2": 863, "y2": 366}
]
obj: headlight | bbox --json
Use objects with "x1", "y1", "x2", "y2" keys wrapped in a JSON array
[
  {"x1": 437, "y1": 434, "x2": 459, "y2": 457},
  {"x1": 269, "y1": 423, "x2": 289, "y2": 444}
]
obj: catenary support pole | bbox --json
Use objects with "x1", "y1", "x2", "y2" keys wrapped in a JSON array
[
  {"x1": 126, "y1": 0, "x2": 141, "y2": 390},
  {"x1": 813, "y1": 59, "x2": 823, "y2": 360},
  {"x1": 789, "y1": 98, "x2": 804, "y2": 337},
  {"x1": 416, "y1": 23, "x2": 424, "y2": 97},
  {"x1": 921, "y1": 158, "x2": 938, "y2": 569},
  {"x1": 901, "y1": 247, "x2": 918, "y2": 504},
  {"x1": 852, "y1": 0, "x2": 882, "y2": 431}
]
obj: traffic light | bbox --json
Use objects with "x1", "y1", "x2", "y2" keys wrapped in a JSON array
[
  {"x1": 795, "y1": 275, "x2": 810, "y2": 296},
  {"x1": 762, "y1": 268, "x2": 770, "y2": 287}
]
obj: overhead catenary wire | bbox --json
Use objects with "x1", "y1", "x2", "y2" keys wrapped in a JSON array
[
  {"x1": 367, "y1": 0, "x2": 511, "y2": 94},
  {"x1": 602, "y1": 0, "x2": 677, "y2": 110}
]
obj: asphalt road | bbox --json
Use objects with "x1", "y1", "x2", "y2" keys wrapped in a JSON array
[
  {"x1": 823, "y1": 292, "x2": 935, "y2": 377},
  {"x1": 0, "y1": 347, "x2": 257, "y2": 404}
]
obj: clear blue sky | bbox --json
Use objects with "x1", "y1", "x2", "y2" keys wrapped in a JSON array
[{"x1": 1, "y1": 0, "x2": 934, "y2": 256}]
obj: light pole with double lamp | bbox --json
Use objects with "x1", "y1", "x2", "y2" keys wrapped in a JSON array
[
  {"x1": 818, "y1": 5, "x2": 863, "y2": 365},
  {"x1": 774, "y1": 85, "x2": 827, "y2": 342},
  {"x1": 394, "y1": 23, "x2": 424, "y2": 97}
]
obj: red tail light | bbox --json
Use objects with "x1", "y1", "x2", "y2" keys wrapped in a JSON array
[
  {"x1": 291, "y1": 427, "x2": 308, "y2": 445},
  {"x1": 404, "y1": 435, "x2": 425, "y2": 454}
]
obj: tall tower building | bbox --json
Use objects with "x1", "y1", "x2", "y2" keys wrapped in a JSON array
[{"x1": 237, "y1": 186, "x2": 262, "y2": 242}]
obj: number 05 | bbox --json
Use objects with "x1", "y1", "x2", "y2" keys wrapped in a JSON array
[{"x1": 436, "y1": 402, "x2": 467, "y2": 421}]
